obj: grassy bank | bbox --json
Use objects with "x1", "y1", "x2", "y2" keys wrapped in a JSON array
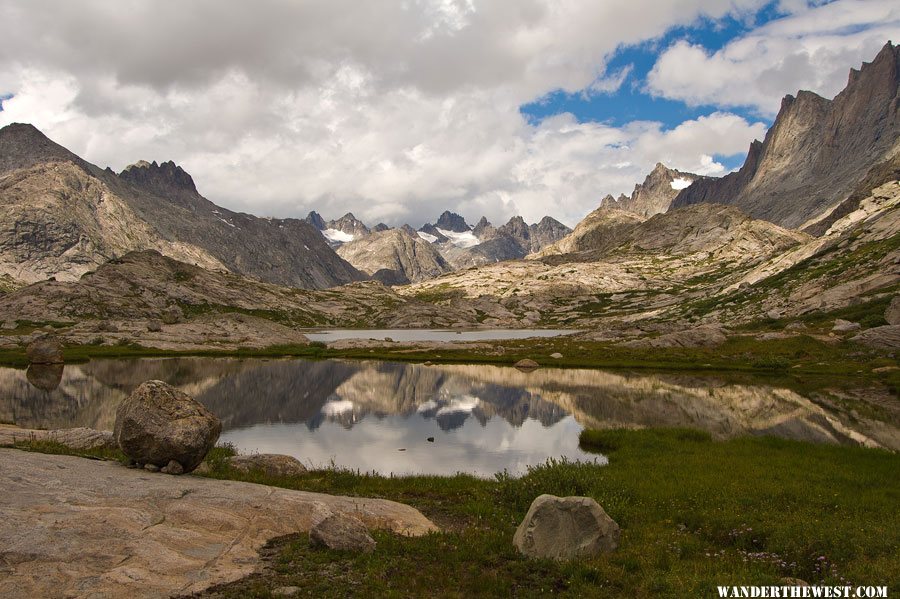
[
  {"x1": 17, "y1": 429, "x2": 898, "y2": 597},
  {"x1": 1, "y1": 332, "x2": 897, "y2": 393}
]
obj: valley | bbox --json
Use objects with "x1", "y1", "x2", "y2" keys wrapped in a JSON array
[{"x1": 1, "y1": 33, "x2": 898, "y2": 599}]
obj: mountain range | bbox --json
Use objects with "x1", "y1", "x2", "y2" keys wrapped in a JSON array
[{"x1": 0, "y1": 42, "x2": 897, "y2": 349}]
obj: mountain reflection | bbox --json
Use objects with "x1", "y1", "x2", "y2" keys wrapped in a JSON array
[{"x1": 1, "y1": 357, "x2": 897, "y2": 454}]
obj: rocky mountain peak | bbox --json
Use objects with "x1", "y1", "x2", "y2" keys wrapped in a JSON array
[
  {"x1": 119, "y1": 159, "x2": 198, "y2": 196},
  {"x1": 0, "y1": 122, "x2": 86, "y2": 176},
  {"x1": 498, "y1": 216, "x2": 530, "y2": 240},
  {"x1": 305, "y1": 211, "x2": 327, "y2": 230},
  {"x1": 611, "y1": 163, "x2": 704, "y2": 218},
  {"x1": 330, "y1": 212, "x2": 370, "y2": 236},
  {"x1": 672, "y1": 42, "x2": 900, "y2": 229},
  {"x1": 434, "y1": 211, "x2": 470, "y2": 232}
]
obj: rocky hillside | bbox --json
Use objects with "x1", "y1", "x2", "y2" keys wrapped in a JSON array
[
  {"x1": 335, "y1": 227, "x2": 452, "y2": 284},
  {"x1": 672, "y1": 41, "x2": 900, "y2": 229},
  {"x1": 0, "y1": 124, "x2": 363, "y2": 289},
  {"x1": 0, "y1": 249, "x2": 478, "y2": 333},
  {"x1": 538, "y1": 207, "x2": 646, "y2": 256}
]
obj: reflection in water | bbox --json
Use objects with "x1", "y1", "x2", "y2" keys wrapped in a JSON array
[
  {"x1": 1, "y1": 357, "x2": 897, "y2": 476},
  {"x1": 26, "y1": 364, "x2": 64, "y2": 392}
]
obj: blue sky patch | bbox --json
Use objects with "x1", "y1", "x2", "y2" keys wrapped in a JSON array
[{"x1": 519, "y1": 2, "x2": 791, "y2": 131}]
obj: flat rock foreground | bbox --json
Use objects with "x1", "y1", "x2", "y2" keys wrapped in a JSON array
[{"x1": 0, "y1": 448, "x2": 438, "y2": 599}]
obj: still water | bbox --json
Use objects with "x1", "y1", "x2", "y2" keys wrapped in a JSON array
[
  {"x1": 3, "y1": 357, "x2": 896, "y2": 476},
  {"x1": 303, "y1": 328, "x2": 577, "y2": 343}
]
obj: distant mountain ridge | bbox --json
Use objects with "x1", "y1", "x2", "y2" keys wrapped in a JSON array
[
  {"x1": 0, "y1": 124, "x2": 363, "y2": 288},
  {"x1": 307, "y1": 208, "x2": 571, "y2": 281}
]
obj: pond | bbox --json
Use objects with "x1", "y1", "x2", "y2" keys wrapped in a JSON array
[
  {"x1": 302, "y1": 328, "x2": 577, "y2": 343},
  {"x1": 2, "y1": 357, "x2": 896, "y2": 476}
]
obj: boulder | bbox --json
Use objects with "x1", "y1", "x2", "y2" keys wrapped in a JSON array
[
  {"x1": 26, "y1": 335, "x2": 64, "y2": 364},
  {"x1": 513, "y1": 494, "x2": 620, "y2": 560},
  {"x1": 850, "y1": 325, "x2": 900, "y2": 349},
  {"x1": 114, "y1": 380, "x2": 221, "y2": 472},
  {"x1": 26, "y1": 363, "x2": 64, "y2": 392},
  {"x1": 514, "y1": 358, "x2": 540, "y2": 371},
  {"x1": 146, "y1": 320, "x2": 163, "y2": 332},
  {"x1": 832, "y1": 319, "x2": 861, "y2": 333},
  {"x1": 309, "y1": 513, "x2": 376, "y2": 552},
  {"x1": 886, "y1": 296, "x2": 900, "y2": 326},
  {"x1": 229, "y1": 454, "x2": 307, "y2": 477}
]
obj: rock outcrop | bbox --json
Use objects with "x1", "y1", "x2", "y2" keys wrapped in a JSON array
[
  {"x1": 672, "y1": 42, "x2": 900, "y2": 229},
  {"x1": 0, "y1": 448, "x2": 437, "y2": 598},
  {"x1": 513, "y1": 495, "x2": 620, "y2": 560},
  {"x1": 114, "y1": 380, "x2": 222, "y2": 472}
]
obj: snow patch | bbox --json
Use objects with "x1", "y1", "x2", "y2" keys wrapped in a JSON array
[
  {"x1": 436, "y1": 395, "x2": 480, "y2": 416},
  {"x1": 322, "y1": 228, "x2": 354, "y2": 243},
  {"x1": 417, "y1": 231, "x2": 438, "y2": 243},
  {"x1": 436, "y1": 228, "x2": 480, "y2": 248},
  {"x1": 670, "y1": 177, "x2": 693, "y2": 190},
  {"x1": 321, "y1": 399, "x2": 355, "y2": 416}
]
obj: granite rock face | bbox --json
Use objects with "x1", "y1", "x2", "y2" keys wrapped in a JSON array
[
  {"x1": 0, "y1": 448, "x2": 437, "y2": 598},
  {"x1": 114, "y1": 380, "x2": 221, "y2": 472},
  {"x1": 513, "y1": 495, "x2": 620, "y2": 560},
  {"x1": 672, "y1": 42, "x2": 900, "y2": 229}
]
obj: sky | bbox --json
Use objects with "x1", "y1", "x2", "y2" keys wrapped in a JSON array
[{"x1": 0, "y1": 0, "x2": 898, "y2": 228}]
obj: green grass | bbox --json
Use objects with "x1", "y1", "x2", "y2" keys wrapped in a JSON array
[
  {"x1": 181, "y1": 428, "x2": 899, "y2": 597},
  {"x1": 12, "y1": 429, "x2": 899, "y2": 597}
]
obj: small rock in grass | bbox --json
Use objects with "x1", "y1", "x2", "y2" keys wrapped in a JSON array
[
  {"x1": 272, "y1": 587, "x2": 301, "y2": 597},
  {"x1": 832, "y1": 319, "x2": 861, "y2": 333},
  {"x1": 550, "y1": 352, "x2": 563, "y2": 359},
  {"x1": 229, "y1": 454, "x2": 307, "y2": 477},
  {"x1": 310, "y1": 513, "x2": 376, "y2": 553}
]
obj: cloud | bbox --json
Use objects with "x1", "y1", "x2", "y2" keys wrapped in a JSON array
[
  {"x1": 0, "y1": 0, "x2": 788, "y2": 228},
  {"x1": 647, "y1": 0, "x2": 900, "y2": 115}
]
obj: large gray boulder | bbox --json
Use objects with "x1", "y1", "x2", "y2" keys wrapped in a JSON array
[
  {"x1": 26, "y1": 334, "x2": 64, "y2": 364},
  {"x1": 114, "y1": 380, "x2": 221, "y2": 473},
  {"x1": 513, "y1": 495, "x2": 620, "y2": 560},
  {"x1": 309, "y1": 513, "x2": 376, "y2": 552}
]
